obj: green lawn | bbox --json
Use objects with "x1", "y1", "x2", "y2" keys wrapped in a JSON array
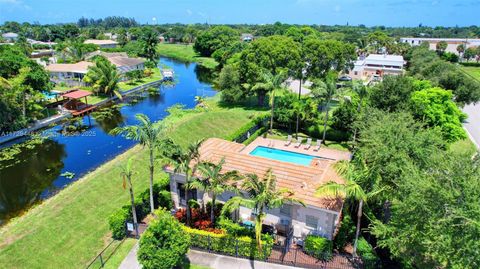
[
  {"x1": 0, "y1": 100, "x2": 262, "y2": 269},
  {"x1": 266, "y1": 129, "x2": 350, "y2": 152},
  {"x1": 460, "y1": 66, "x2": 480, "y2": 81},
  {"x1": 118, "y1": 68, "x2": 163, "y2": 91},
  {"x1": 157, "y1": 43, "x2": 219, "y2": 69}
]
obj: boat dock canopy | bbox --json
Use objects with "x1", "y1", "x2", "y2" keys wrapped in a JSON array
[{"x1": 61, "y1": 89, "x2": 93, "y2": 99}]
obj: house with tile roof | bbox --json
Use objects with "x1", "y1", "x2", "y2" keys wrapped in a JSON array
[{"x1": 164, "y1": 137, "x2": 351, "y2": 242}]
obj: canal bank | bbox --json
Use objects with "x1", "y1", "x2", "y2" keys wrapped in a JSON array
[{"x1": 0, "y1": 57, "x2": 217, "y2": 224}]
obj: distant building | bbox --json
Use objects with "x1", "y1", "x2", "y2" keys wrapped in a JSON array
[
  {"x1": 348, "y1": 54, "x2": 405, "y2": 81},
  {"x1": 27, "y1": 38, "x2": 57, "y2": 46},
  {"x1": 399, "y1": 37, "x2": 480, "y2": 54},
  {"x1": 2, "y1": 32, "x2": 18, "y2": 42},
  {"x1": 107, "y1": 56, "x2": 145, "y2": 74},
  {"x1": 84, "y1": 39, "x2": 118, "y2": 49},
  {"x1": 103, "y1": 33, "x2": 118, "y2": 40},
  {"x1": 241, "y1": 33, "x2": 254, "y2": 42}
]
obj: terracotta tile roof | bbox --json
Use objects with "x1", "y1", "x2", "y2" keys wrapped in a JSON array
[
  {"x1": 61, "y1": 89, "x2": 92, "y2": 99},
  {"x1": 169, "y1": 138, "x2": 345, "y2": 212}
]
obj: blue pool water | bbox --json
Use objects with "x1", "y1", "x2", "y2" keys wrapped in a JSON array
[
  {"x1": 249, "y1": 146, "x2": 314, "y2": 166},
  {"x1": 43, "y1": 91, "x2": 58, "y2": 100}
]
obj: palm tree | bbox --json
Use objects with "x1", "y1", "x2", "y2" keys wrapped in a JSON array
[
  {"x1": 140, "y1": 28, "x2": 159, "y2": 63},
  {"x1": 111, "y1": 114, "x2": 167, "y2": 214},
  {"x1": 190, "y1": 158, "x2": 240, "y2": 224},
  {"x1": 223, "y1": 169, "x2": 304, "y2": 250},
  {"x1": 120, "y1": 157, "x2": 139, "y2": 237},
  {"x1": 311, "y1": 77, "x2": 339, "y2": 144},
  {"x1": 293, "y1": 99, "x2": 307, "y2": 139},
  {"x1": 83, "y1": 58, "x2": 122, "y2": 99},
  {"x1": 315, "y1": 162, "x2": 380, "y2": 257},
  {"x1": 351, "y1": 82, "x2": 369, "y2": 144},
  {"x1": 252, "y1": 71, "x2": 287, "y2": 134},
  {"x1": 169, "y1": 140, "x2": 204, "y2": 226}
]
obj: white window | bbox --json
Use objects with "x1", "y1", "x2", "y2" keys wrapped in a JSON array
[
  {"x1": 280, "y1": 204, "x2": 292, "y2": 217},
  {"x1": 305, "y1": 215, "x2": 318, "y2": 229}
]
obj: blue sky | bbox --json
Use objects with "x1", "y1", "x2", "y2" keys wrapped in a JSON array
[{"x1": 0, "y1": 0, "x2": 478, "y2": 26}]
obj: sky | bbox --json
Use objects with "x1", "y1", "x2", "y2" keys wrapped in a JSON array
[{"x1": 0, "y1": 0, "x2": 478, "y2": 27}]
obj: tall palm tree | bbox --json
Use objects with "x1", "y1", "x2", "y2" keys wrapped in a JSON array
[
  {"x1": 169, "y1": 140, "x2": 204, "y2": 226},
  {"x1": 120, "y1": 157, "x2": 139, "y2": 237},
  {"x1": 83, "y1": 58, "x2": 122, "y2": 99},
  {"x1": 111, "y1": 114, "x2": 167, "y2": 214},
  {"x1": 311, "y1": 77, "x2": 339, "y2": 144},
  {"x1": 315, "y1": 162, "x2": 381, "y2": 257},
  {"x1": 293, "y1": 99, "x2": 307, "y2": 139},
  {"x1": 252, "y1": 71, "x2": 287, "y2": 134},
  {"x1": 351, "y1": 82, "x2": 369, "y2": 144},
  {"x1": 140, "y1": 28, "x2": 159, "y2": 63},
  {"x1": 223, "y1": 169, "x2": 304, "y2": 250},
  {"x1": 190, "y1": 158, "x2": 240, "y2": 224}
]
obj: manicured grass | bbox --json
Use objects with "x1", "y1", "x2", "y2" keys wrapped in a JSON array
[
  {"x1": 461, "y1": 66, "x2": 480, "y2": 81},
  {"x1": 266, "y1": 129, "x2": 350, "y2": 152},
  {"x1": 0, "y1": 100, "x2": 263, "y2": 269},
  {"x1": 102, "y1": 238, "x2": 137, "y2": 269},
  {"x1": 157, "y1": 43, "x2": 219, "y2": 69},
  {"x1": 118, "y1": 68, "x2": 163, "y2": 91},
  {"x1": 450, "y1": 138, "x2": 477, "y2": 156}
]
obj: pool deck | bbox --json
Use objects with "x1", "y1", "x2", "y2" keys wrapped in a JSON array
[{"x1": 241, "y1": 137, "x2": 352, "y2": 162}]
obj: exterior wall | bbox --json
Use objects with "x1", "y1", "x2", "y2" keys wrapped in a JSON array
[
  {"x1": 169, "y1": 173, "x2": 339, "y2": 241},
  {"x1": 348, "y1": 66, "x2": 403, "y2": 81},
  {"x1": 400, "y1": 38, "x2": 480, "y2": 55},
  {"x1": 49, "y1": 71, "x2": 87, "y2": 86}
]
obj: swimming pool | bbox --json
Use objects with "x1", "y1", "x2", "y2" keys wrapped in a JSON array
[{"x1": 249, "y1": 146, "x2": 314, "y2": 166}]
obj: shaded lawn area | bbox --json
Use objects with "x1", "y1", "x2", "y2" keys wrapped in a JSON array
[
  {"x1": 118, "y1": 68, "x2": 163, "y2": 91},
  {"x1": 0, "y1": 102, "x2": 263, "y2": 269},
  {"x1": 266, "y1": 129, "x2": 350, "y2": 152},
  {"x1": 157, "y1": 43, "x2": 218, "y2": 70},
  {"x1": 461, "y1": 66, "x2": 480, "y2": 81}
]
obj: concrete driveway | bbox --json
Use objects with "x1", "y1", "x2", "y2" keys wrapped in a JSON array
[{"x1": 463, "y1": 103, "x2": 480, "y2": 149}]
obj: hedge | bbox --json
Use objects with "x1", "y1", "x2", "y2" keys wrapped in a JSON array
[
  {"x1": 225, "y1": 114, "x2": 269, "y2": 142},
  {"x1": 460, "y1": 62, "x2": 480, "y2": 67},
  {"x1": 305, "y1": 124, "x2": 349, "y2": 142},
  {"x1": 108, "y1": 182, "x2": 173, "y2": 239},
  {"x1": 304, "y1": 235, "x2": 333, "y2": 260},
  {"x1": 357, "y1": 237, "x2": 380, "y2": 268},
  {"x1": 242, "y1": 126, "x2": 266, "y2": 145},
  {"x1": 183, "y1": 226, "x2": 273, "y2": 260}
]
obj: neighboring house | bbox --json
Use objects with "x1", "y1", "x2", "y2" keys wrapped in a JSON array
[
  {"x1": 27, "y1": 38, "x2": 56, "y2": 46},
  {"x1": 2, "y1": 32, "x2": 18, "y2": 42},
  {"x1": 85, "y1": 50, "x2": 128, "y2": 60},
  {"x1": 165, "y1": 138, "x2": 351, "y2": 242},
  {"x1": 241, "y1": 33, "x2": 254, "y2": 42},
  {"x1": 104, "y1": 32, "x2": 118, "y2": 40},
  {"x1": 348, "y1": 54, "x2": 405, "y2": 81},
  {"x1": 399, "y1": 37, "x2": 480, "y2": 54},
  {"x1": 46, "y1": 54, "x2": 145, "y2": 84},
  {"x1": 84, "y1": 39, "x2": 118, "y2": 48},
  {"x1": 45, "y1": 61, "x2": 93, "y2": 86}
]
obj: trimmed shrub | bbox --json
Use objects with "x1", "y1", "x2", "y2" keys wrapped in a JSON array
[
  {"x1": 242, "y1": 126, "x2": 266, "y2": 145},
  {"x1": 305, "y1": 124, "x2": 349, "y2": 142},
  {"x1": 334, "y1": 213, "x2": 356, "y2": 249},
  {"x1": 225, "y1": 114, "x2": 269, "y2": 142},
  {"x1": 183, "y1": 226, "x2": 273, "y2": 260},
  {"x1": 217, "y1": 217, "x2": 253, "y2": 237},
  {"x1": 108, "y1": 208, "x2": 129, "y2": 240},
  {"x1": 138, "y1": 209, "x2": 190, "y2": 269},
  {"x1": 460, "y1": 62, "x2": 480, "y2": 67},
  {"x1": 357, "y1": 237, "x2": 380, "y2": 267},
  {"x1": 304, "y1": 235, "x2": 333, "y2": 260}
]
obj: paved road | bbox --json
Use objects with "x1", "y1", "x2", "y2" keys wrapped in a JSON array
[{"x1": 463, "y1": 103, "x2": 480, "y2": 149}]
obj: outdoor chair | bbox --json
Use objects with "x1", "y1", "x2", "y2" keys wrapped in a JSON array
[
  {"x1": 314, "y1": 139, "x2": 322, "y2": 151},
  {"x1": 294, "y1": 139, "x2": 302, "y2": 148},
  {"x1": 304, "y1": 138, "x2": 312, "y2": 149},
  {"x1": 285, "y1": 135, "x2": 292, "y2": 146}
]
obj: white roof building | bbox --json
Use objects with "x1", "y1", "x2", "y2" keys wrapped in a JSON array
[
  {"x1": 348, "y1": 54, "x2": 405, "y2": 81},
  {"x1": 399, "y1": 37, "x2": 480, "y2": 54}
]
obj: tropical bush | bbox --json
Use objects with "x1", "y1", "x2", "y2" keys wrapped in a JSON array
[
  {"x1": 217, "y1": 217, "x2": 253, "y2": 237},
  {"x1": 305, "y1": 124, "x2": 349, "y2": 142},
  {"x1": 138, "y1": 209, "x2": 190, "y2": 269},
  {"x1": 183, "y1": 226, "x2": 273, "y2": 259},
  {"x1": 303, "y1": 235, "x2": 333, "y2": 260},
  {"x1": 225, "y1": 113, "x2": 269, "y2": 142},
  {"x1": 108, "y1": 181, "x2": 172, "y2": 239},
  {"x1": 356, "y1": 237, "x2": 380, "y2": 267},
  {"x1": 333, "y1": 213, "x2": 356, "y2": 249}
]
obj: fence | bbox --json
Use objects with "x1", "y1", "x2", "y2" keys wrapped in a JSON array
[
  {"x1": 85, "y1": 239, "x2": 126, "y2": 269},
  {"x1": 188, "y1": 233, "x2": 371, "y2": 269}
]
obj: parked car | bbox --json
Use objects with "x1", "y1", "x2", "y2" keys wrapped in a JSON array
[{"x1": 338, "y1": 75, "x2": 352, "y2": 81}]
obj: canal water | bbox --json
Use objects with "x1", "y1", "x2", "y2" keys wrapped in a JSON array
[{"x1": 0, "y1": 57, "x2": 217, "y2": 224}]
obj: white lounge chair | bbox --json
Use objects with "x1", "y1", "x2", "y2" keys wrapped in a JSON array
[
  {"x1": 294, "y1": 139, "x2": 302, "y2": 148},
  {"x1": 304, "y1": 138, "x2": 312, "y2": 149},
  {"x1": 314, "y1": 139, "x2": 322, "y2": 151},
  {"x1": 285, "y1": 135, "x2": 292, "y2": 146}
]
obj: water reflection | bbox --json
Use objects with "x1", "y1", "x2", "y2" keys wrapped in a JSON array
[
  {"x1": 0, "y1": 139, "x2": 66, "y2": 224},
  {"x1": 194, "y1": 64, "x2": 216, "y2": 85}
]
